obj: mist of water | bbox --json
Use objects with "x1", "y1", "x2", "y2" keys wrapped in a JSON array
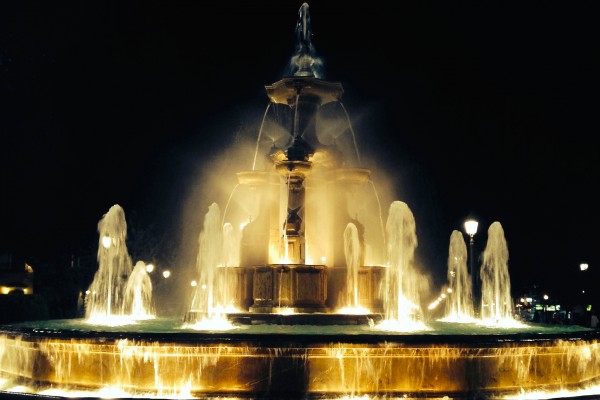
[
  {"x1": 190, "y1": 203, "x2": 224, "y2": 317},
  {"x1": 380, "y1": 201, "x2": 424, "y2": 329},
  {"x1": 123, "y1": 261, "x2": 154, "y2": 320},
  {"x1": 441, "y1": 230, "x2": 475, "y2": 322},
  {"x1": 85, "y1": 204, "x2": 133, "y2": 320},
  {"x1": 480, "y1": 221, "x2": 514, "y2": 323}
]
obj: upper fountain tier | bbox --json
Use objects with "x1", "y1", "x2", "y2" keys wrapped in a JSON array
[
  {"x1": 265, "y1": 76, "x2": 344, "y2": 163},
  {"x1": 265, "y1": 2, "x2": 344, "y2": 164},
  {"x1": 265, "y1": 77, "x2": 343, "y2": 107}
]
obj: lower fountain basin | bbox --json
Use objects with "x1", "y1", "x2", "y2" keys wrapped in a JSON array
[{"x1": 1, "y1": 318, "x2": 599, "y2": 399}]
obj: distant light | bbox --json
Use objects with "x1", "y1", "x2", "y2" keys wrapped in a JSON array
[
  {"x1": 441, "y1": 293, "x2": 447, "y2": 299},
  {"x1": 447, "y1": 288, "x2": 453, "y2": 293},
  {"x1": 520, "y1": 298, "x2": 525, "y2": 303},
  {"x1": 580, "y1": 263, "x2": 589, "y2": 271},
  {"x1": 85, "y1": 290, "x2": 90, "y2": 295},
  {"x1": 190, "y1": 280, "x2": 197, "y2": 287},
  {"x1": 464, "y1": 220, "x2": 478, "y2": 236},
  {"x1": 543, "y1": 294, "x2": 549, "y2": 300},
  {"x1": 145, "y1": 264, "x2": 154, "y2": 273},
  {"x1": 101, "y1": 236, "x2": 112, "y2": 249},
  {"x1": 321, "y1": 256, "x2": 326, "y2": 264},
  {"x1": 582, "y1": 290, "x2": 586, "y2": 294},
  {"x1": 526, "y1": 297, "x2": 532, "y2": 303},
  {"x1": 162, "y1": 270, "x2": 171, "y2": 279}
]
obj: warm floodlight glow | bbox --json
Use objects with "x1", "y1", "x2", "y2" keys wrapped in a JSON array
[
  {"x1": 580, "y1": 263, "x2": 589, "y2": 271},
  {"x1": 276, "y1": 308, "x2": 297, "y2": 315},
  {"x1": 185, "y1": 316, "x2": 238, "y2": 331},
  {"x1": 190, "y1": 280, "x2": 197, "y2": 287},
  {"x1": 101, "y1": 235, "x2": 112, "y2": 248},
  {"x1": 162, "y1": 270, "x2": 171, "y2": 278},
  {"x1": 145, "y1": 263, "x2": 154, "y2": 273},
  {"x1": 464, "y1": 220, "x2": 478, "y2": 237},
  {"x1": 337, "y1": 306, "x2": 371, "y2": 315}
]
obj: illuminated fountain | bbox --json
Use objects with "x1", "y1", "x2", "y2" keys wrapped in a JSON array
[
  {"x1": 440, "y1": 230, "x2": 476, "y2": 322},
  {"x1": 2, "y1": 3, "x2": 600, "y2": 399},
  {"x1": 85, "y1": 204, "x2": 155, "y2": 325},
  {"x1": 480, "y1": 221, "x2": 515, "y2": 325}
]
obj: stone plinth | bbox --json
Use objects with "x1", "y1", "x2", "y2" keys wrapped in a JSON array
[{"x1": 250, "y1": 264, "x2": 328, "y2": 313}]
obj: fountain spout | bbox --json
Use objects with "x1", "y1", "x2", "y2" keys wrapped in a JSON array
[{"x1": 288, "y1": 2, "x2": 323, "y2": 78}]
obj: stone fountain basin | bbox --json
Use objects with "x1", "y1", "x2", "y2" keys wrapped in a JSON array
[{"x1": 1, "y1": 319, "x2": 599, "y2": 399}]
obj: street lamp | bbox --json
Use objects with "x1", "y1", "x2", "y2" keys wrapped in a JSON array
[
  {"x1": 579, "y1": 263, "x2": 589, "y2": 306},
  {"x1": 464, "y1": 219, "x2": 478, "y2": 312},
  {"x1": 464, "y1": 220, "x2": 478, "y2": 275}
]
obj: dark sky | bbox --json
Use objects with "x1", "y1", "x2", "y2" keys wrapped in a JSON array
[{"x1": 1, "y1": 1, "x2": 598, "y2": 302}]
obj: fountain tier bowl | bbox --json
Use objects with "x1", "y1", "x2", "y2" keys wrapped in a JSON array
[{"x1": 1, "y1": 318, "x2": 600, "y2": 399}]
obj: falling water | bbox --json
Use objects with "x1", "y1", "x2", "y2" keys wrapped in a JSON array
[
  {"x1": 338, "y1": 102, "x2": 361, "y2": 165},
  {"x1": 343, "y1": 223, "x2": 361, "y2": 309},
  {"x1": 441, "y1": 230, "x2": 475, "y2": 322},
  {"x1": 222, "y1": 223, "x2": 240, "y2": 268},
  {"x1": 190, "y1": 203, "x2": 223, "y2": 318},
  {"x1": 221, "y1": 183, "x2": 241, "y2": 228},
  {"x1": 252, "y1": 103, "x2": 272, "y2": 171},
  {"x1": 378, "y1": 201, "x2": 427, "y2": 331},
  {"x1": 480, "y1": 221, "x2": 515, "y2": 324},
  {"x1": 218, "y1": 222, "x2": 240, "y2": 309},
  {"x1": 86, "y1": 204, "x2": 133, "y2": 322},
  {"x1": 368, "y1": 180, "x2": 386, "y2": 250},
  {"x1": 123, "y1": 261, "x2": 154, "y2": 320}
]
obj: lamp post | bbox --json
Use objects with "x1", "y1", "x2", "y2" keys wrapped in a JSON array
[
  {"x1": 580, "y1": 263, "x2": 588, "y2": 295},
  {"x1": 464, "y1": 219, "x2": 478, "y2": 311},
  {"x1": 464, "y1": 220, "x2": 478, "y2": 275},
  {"x1": 580, "y1": 263, "x2": 589, "y2": 312}
]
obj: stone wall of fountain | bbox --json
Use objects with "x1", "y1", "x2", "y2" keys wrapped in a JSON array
[{"x1": 2, "y1": 331, "x2": 600, "y2": 397}]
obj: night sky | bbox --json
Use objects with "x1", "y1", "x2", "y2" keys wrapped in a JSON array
[{"x1": 1, "y1": 1, "x2": 598, "y2": 303}]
